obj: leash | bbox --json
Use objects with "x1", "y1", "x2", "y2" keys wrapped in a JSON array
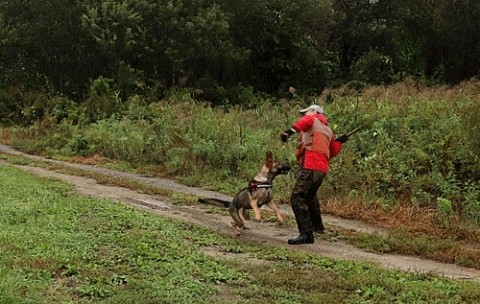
[{"x1": 343, "y1": 116, "x2": 377, "y2": 139}]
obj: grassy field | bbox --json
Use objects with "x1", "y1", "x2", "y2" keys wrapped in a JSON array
[{"x1": 1, "y1": 164, "x2": 480, "y2": 303}]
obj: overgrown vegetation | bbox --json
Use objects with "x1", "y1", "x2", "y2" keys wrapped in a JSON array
[
  {"x1": 3, "y1": 80, "x2": 479, "y2": 225},
  {"x1": 1, "y1": 164, "x2": 479, "y2": 303},
  {"x1": 326, "y1": 80, "x2": 480, "y2": 224}
]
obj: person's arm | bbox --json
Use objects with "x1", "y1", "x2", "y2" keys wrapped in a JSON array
[
  {"x1": 329, "y1": 136, "x2": 343, "y2": 158},
  {"x1": 292, "y1": 115, "x2": 314, "y2": 133},
  {"x1": 280, "y1": 115, "x2": 313, "y2": 142}
]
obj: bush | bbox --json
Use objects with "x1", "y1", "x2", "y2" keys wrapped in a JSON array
[
  {"x1": 83, "y1": 77, "x2": 120, "y2": 122},
  {"x1": 351, "y1": 51, "x2": 395, "y2": 85}
]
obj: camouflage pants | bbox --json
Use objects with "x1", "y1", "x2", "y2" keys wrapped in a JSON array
[{"x1": 290, "y1": 168, "x2": 326, "y2": 235}]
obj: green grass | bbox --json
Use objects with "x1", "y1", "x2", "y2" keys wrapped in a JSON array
[
  {"x1": 0, "y1": 165, "x2": 236, "y2": 303},
  {"x1": 1, "y1": 165, "x2": 480, "y2": 303}
]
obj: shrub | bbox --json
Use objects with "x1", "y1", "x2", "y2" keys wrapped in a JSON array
[
  {"x1": 83, "y1": 77, "x2": 120, "y2": 122},
  {"x1": 351, "y1": 51, "x2": 395, "y2": 85}
]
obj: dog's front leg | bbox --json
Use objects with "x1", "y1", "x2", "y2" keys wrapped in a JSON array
[
  {"x1": 267, "y1": 201, "x2": 284, "y2": 224},
  {"x1": 249, "y1": 199, "x2": 262, "y2": 221}
]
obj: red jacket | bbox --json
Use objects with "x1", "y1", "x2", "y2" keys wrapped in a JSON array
[{"x1": 292, "y1": 113, "x2": 342, "y2": 173}]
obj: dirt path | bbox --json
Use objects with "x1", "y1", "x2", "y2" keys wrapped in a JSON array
[{"x1": 1, "y1": 144, "x2": 480, "y2": 282}]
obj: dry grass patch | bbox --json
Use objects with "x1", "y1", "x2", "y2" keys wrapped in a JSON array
[
  {"x1": 325, "y1": 197, "x2": 480, "y2": 269},
  {"x1": 70, "y1": 154, "x2": 104, "y2": 166},
  {"x1": 325, "y1": 197, "x2": 480, "y2": 241}
]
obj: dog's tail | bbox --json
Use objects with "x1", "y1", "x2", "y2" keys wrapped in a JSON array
[{"x1": 198, "y1": 197, "x2": 230, "y2": 208}]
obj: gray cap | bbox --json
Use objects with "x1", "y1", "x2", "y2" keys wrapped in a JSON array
[{"x1": 299, "y1": 105, "x2": 324, "y2": 114}]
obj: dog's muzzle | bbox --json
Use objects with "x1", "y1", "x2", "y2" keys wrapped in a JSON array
[{"x1": 278, "y1": 164, "x2": 291, "y2": 174}]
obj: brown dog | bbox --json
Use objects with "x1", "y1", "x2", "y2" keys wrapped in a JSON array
[{"x1": 199, "y1": 151, "x2": 290, "y2": 235}]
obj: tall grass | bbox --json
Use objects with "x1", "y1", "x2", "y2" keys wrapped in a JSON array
[
  {"x1": 324, "y1": 80, "x2": 480, "y2": 222},
  {"x1": 3, "y1": 80, "x2": 480, "y2": 226}
]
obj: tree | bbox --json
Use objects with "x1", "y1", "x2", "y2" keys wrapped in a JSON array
[
  {"x1": 0, "y1": 0, "x2": 94, "y2": 97},
  {"x1": 224, "y1": 0, "x2": 334, "y2": 93}
]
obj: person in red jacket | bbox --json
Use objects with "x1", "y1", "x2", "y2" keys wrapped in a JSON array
[{"x1": 281, "y1": 104, "x2": 348, "y2": 244}]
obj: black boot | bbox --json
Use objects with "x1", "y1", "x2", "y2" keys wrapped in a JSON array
[{"x1": 288, "y1": 233, "x2": 314, "y2": 245}]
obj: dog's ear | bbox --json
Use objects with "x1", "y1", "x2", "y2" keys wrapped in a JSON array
[{"x1": 265, "y1": 151, "x2": 273, "y2": 167}]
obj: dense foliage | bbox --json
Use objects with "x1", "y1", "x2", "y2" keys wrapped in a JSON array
[{"x1": 1, "y1": 0, "x2": 480, "y2": 109}]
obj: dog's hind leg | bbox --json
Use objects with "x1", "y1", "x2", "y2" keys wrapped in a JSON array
[
  {"x1": 229, "y1": 206, "x2": 245, "y2": 236},
  {"x1": 241, "y1": 208, "x2": 250, "y2": 221},
  {"x1": 231, "y1": 222, "x2": 242, "y2": 236}
]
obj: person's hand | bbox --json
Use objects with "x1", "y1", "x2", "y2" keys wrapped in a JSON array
[
  {"x1": 280, "y1": 128, "x2": 295, "y2": 142},
  {"x1": 280, "y1": 132, "x2": 290, "y2": 142},
  {"x1": 336, "y1": 134, "x2": 349, "y2": 143}
]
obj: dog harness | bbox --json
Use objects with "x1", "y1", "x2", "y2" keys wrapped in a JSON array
[{"x1": 248, "y1": 179, "x2": 272, "y2": 193}]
